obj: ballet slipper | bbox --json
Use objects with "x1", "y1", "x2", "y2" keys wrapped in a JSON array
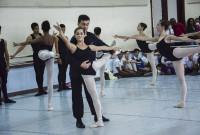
[
  {"x1": 149, "y1": 81, "x2": 156, "y2": 86},
  {"x1": 89, "y1": 119, "x2": 104, "y2": 128},
  {"x1": 48, "y1": 104, "x2": 54, "y2": 111},
  {"x1": 101, "y1": 92, "x2": 105, "y2": 97},
  {"x1": 173, "y1": 103, "x2": 185, "y2": 108}
]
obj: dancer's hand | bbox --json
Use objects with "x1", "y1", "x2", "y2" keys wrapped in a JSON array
[
  {"x1": 13, "y1": 42, "x2": 20, "y2": 47},
  {"x1": 180, "y1": 33, "x2": 187, "y2": 37},
  {"x1": 113, "y1": 35, "x2": 118, "y2": 38},
  {"x1": 10, "y1": 54, "x2": 16, "y2": 59},
  {"x1": 58, "y1": 58, "x2": 62, "y2": 64},
  {"x1": 80, "y1": 60, "x2": 91, "y2": 69},
  {"x1": 195, "y1": 40, "x2": 200, "y2": 45},
  {"x1": 124, "y1": 36, "x2": 130, "y2": 41},
  {"x1": 53, "y1": 22, "x2": 62, "y2": 32},
  {"x1": 6, "y1": 66, "x2": 9, "y2": 72},
  {"x1": 52, "y1": 31, "x2": 58, "y2": 37}
]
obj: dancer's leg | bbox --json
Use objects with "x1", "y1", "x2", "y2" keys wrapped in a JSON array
[
  {"x1": 45, "y1": 58, "x2": 54, "y2": 111},
  {"x1": 173, "y1": 60, "x2": 186, "y2": 108},
  {"x1": 100, "y1": 64, "x2": 105, "y2": 97},
  {"x1": 147, "y1": 52, "x2": 157, "y2": 85},
  {"x1": 92, "y1": 54, "x2": 111, "y2": 71},
  {"x1": 81, "y1": 75, "x2": 104, "y2": 128},
  {"x1": 173, "y1": 47, "x2": 200, "y2": 58}
]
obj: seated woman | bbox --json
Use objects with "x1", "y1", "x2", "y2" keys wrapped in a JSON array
[
  {"x1": 160, "y1": 56, "x2": 175, "y2": 75},
  {"x1": 54, "y1": 23, "x2": 119, "y2": 128}
]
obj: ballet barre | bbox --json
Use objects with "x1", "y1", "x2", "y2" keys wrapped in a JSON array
[{"x1": 170, "y1": 45, "x2": 199, "y2": 48}]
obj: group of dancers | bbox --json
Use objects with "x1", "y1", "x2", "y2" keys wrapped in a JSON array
[{"x1": 1, "y1": 14, "x2": 200, "y2": 128}]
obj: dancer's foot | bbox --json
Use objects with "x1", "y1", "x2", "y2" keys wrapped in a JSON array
[
  {"x1": 57, "y1": 88, "x2": 62, "y2": 92},
  {"x1": 150, "y1": 81, "x2": 156, "y2": 86},
  {"x1": 173, "y1": 103, "x2": 185, "y2": 108},
  {"x1": 4, "y1": 98, "x2": 16, "y2": 103},
  {"x1": 47, "y1": 107, "x2": 54, "y2": 111},
  {"x1": 101, "y1": 92, "x2": 105, "y2": 97},
  {"x1": 48, "y1": 105, "x2": 54, "y2": 111},
  {"x1": 90, "y1": 119, "x2": 104, "y2": 128},
  {"x1": 76, "y1": 119, "x2": 85, "y2": 128},
  {"x1": 94, "y1": 115, "x2": 110, "y2": 122},
  {"x1": 35, "y1": 92, "x2": 43, "y2": 96},
  {"x1": 41, "y1": 90, "x2": 47, "y2": 94}
]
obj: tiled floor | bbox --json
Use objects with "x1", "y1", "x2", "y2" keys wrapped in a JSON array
[{"x1": 1, "y1": 75, "x2": 200, "y2": 135}]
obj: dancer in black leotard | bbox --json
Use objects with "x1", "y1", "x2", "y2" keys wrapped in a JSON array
[
  {"x1": 13, "y1": 21, "x2": 57, "y2": 111},
  {"x1": 126, "y1": 20, "x2": 200, "y2": 108},
  {"x1": 114, "y1": 23, "x2": 157, "y2": 85},
  {"x1": 54, "y1": 23, "x2": 120, "y2": 128}
]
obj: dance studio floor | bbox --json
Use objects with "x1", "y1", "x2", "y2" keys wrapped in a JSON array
[{"x1": 1, "y1": 75, "x2": 200, "y2": 135}]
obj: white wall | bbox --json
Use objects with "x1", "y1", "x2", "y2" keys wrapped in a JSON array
[
  {"x1": 152, "y1": 0, "x2": 162, "y2": 36},
  {"x1": 167, "y1": 0, "x2": 177, "y2": 21},
  {"x1": 185, "y1": 0, "x2": 200, "y2": 21},
  {"x1": 0, "y1": 2, "x2": 152, "y2": 63}
]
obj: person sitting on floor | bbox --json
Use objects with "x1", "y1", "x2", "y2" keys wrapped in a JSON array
[
  {"x1": 123, "y1": 51, "x2": 137, "y2": 71},
  {"x1": 113, "y1": 52, "x2": 143, "y2": 78},
  {"x1": 132, "y1": 49, "x2": 151, "y2": 73},
  {"x1": 184, "y1": 55, "x2": 199, "y2": 75},
  {"x1": 160, "y1": 56, "x2": 175, "y2": 75}
]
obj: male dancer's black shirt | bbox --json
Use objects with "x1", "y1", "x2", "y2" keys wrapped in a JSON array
[{"x1": 69, "y1": 31, "x2": 111, "y2": 78}]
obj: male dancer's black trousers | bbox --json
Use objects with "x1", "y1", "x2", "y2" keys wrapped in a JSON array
[
  {"x1": 0, "y1": 65, "x2": 9, "y2": 100},
  {"x1": 71, "y1": 75, "x2": 96, "y2": 119},
  {"x1": 33, "y1": 52, "x2": 45, "y2": 92},
  {"x1": 57, "y1": 54, "x2": 69, "y2": 85}
]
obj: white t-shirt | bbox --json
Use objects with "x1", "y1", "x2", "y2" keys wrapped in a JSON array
[
  {"x1": 166, "y1": 28, "x2": 174, "y2": 35},
  {"x1": 113, "y1": 58, "x2": 124, "y2": 74},
  {"x1": 183, "y1": 56, "x2": 198, "y2": 69}
]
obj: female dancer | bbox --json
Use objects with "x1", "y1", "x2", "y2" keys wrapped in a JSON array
[
  {"x1": 114, "y1": 23, "x2": 157, "y2": 85},
  {"x1": 54, "y1": 23, "x2": 119, "y2": 128},
  {"x1": 126, "y1": 20, "x2": 200, "y2": 108},
  {"x1": 13, "y1": 21, "x2": 57, "y2": 111}
]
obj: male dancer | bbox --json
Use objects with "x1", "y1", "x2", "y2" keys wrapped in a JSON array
[
  {"x1": 10, "y1": 23, "x2": 47, "y2": 96},
  {"x1": 69, "y1": 15, "x2": 112, "y2": 128},
  {"x1": 55, "y1": 24, "x2": 70, "y2": 91},
  {"x1": 0, "y1": 25, "x2": 16, "y2": 105}
]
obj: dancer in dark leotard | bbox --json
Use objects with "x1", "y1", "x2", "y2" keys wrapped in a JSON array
[
  {"x1": 114, "y1": 23, "x2": 157, "y2": 85},
  {"x1": 126, "y1": 20, "x2": 200, "y2": 108},
  {"x1": 54, "y1": 23, "x2": 120, "y2": 128},
  {"x1": 13, "y1": 21, "x2": 57, "y2": 111}
]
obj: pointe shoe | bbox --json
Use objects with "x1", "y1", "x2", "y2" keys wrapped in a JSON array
[
  {"x1": 47, "y1": 107, "x2": 54, "y2": 111},
  {"x1": 90, "y1": 119, "x2": 104, "y2": 128},
  {"x1": 101, "y1": 92, "x2": 105, "y2": 97},
  {"x1": 173, "y1": 103, "x2": 185, "y2": 108},
  {"x1": 150, "y1": 81, "x2": 156, "y2": 86}
]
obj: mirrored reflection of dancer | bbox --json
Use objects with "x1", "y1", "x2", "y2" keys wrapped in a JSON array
[
  {"x1": 114, "y1": 22, "x2": 157, "y2": 85},
  {"x1": 13, "y1": 21, "x2": 56, "y2": 111},
  {"x1": 54, "y1": 23, "x2": 120, "y2": 128},
  {"x1": 125, "y1": 20, "x2": 200, "y2": 108}
]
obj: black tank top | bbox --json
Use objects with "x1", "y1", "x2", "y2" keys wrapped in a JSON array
[
  {"x1": 136, "y1": 40, "x2": 152, "y2": 53},
  {"x1": 156, "y1": 37, "x2": 182, "y2": 61},
  {"x1": 57, "y1": 36, "x2": 68, "y2": 55},
  {"x1": 73, "y1": 46, "x2": 96, "y2": 75},
  {"x1": 31, "y1": 33, "x2": 42, "y2": 52},
  {"x1": 0, "y1": 39, "x2": 6, "y2": 66}
]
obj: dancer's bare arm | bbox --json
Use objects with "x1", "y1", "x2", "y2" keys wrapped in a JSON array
[
  {"x1": 11, "y1": 36, "x2": 31, "y2": 58},
  {"x1": 126, "y1": 35, "x2": 159, "y2": 42},
  {"x1": 54, "y1": 23, "x2": 76, "y2": 53},
  {"x1": 181, "y1": 31, "x2": 200, "y2": 37},
  {"x1": 89, "y1": 45, "x2": 120, "y2": 52},
  {"x1": 167, "y1": 35, "x2": 200, "y2": 44}
]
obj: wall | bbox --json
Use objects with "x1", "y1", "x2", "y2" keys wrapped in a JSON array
[
  {"x1": 185, "y1": 0, "x2": 200, "y2": 22},
  {"x1": 152, "y1": 0, "x2": 162, "y2": 36},
  {"x1": 0, "y1": 1, "x2": 152, "y2": 64},
  {"x1": 167, "y1": 0, "x2": 178, "y2": 21}
]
